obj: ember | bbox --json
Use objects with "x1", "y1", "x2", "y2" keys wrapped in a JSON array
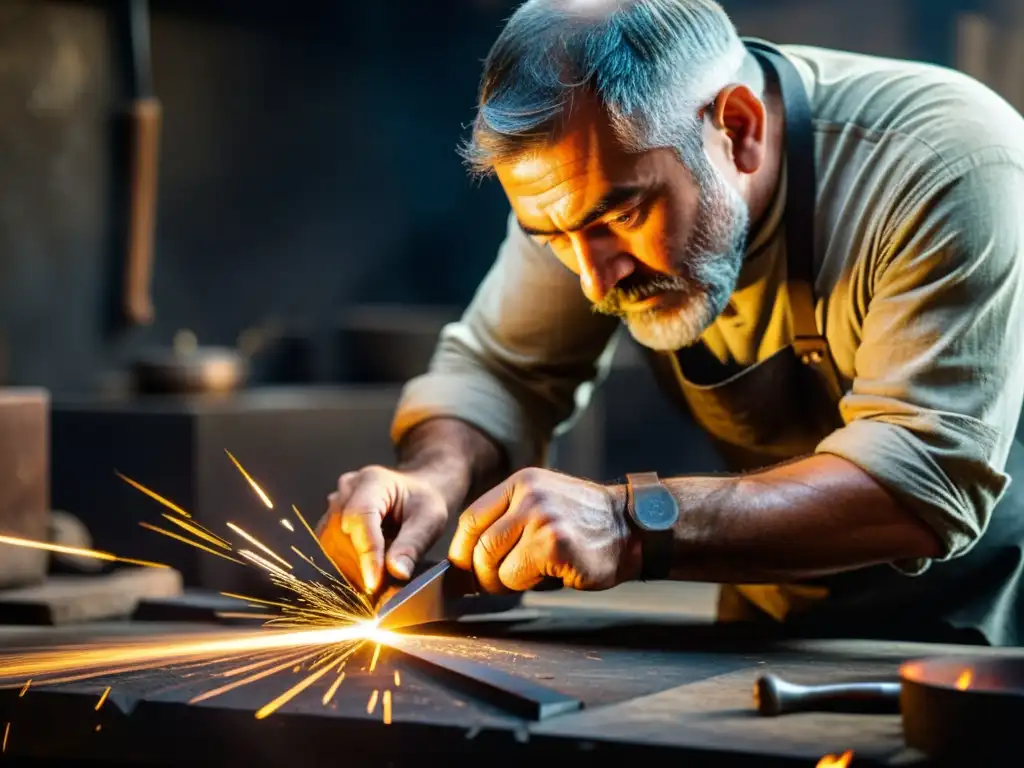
[
  {"x1": 816, "y1": 750, "x2": 854, "y2": 768},
  {"x1": 955, "y1": 668, "x2": 973, "y2": 690}
]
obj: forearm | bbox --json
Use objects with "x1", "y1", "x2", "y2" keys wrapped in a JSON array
[
  {"x1": 396, "y1": 418, "x2": 509, "y2": 513},
  {"x1": 655, "y1": 453, "x2": 944, "y2": 583}
]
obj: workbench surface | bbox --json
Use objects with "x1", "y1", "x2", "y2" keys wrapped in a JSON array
[{"x1": 0, "y1": 584, "x2": 1012, "y2": 766}]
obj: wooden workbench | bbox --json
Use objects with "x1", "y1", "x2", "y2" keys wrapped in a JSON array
[{"x1": 0, "y1": 583, "x2": 1011, "y2": 766}]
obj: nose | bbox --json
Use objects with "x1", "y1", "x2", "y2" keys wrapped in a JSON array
[{"x1": 570, "y1": 232, "x2": 635, "y2": 304}]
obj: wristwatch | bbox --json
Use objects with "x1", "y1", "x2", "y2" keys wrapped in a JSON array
[{"x1": 625, "y1": 472, "x2": 680, "y2": 581}]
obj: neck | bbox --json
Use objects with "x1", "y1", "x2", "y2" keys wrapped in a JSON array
[{"x1": 746, "y1": 76, "x2": 785, "y2": 230}]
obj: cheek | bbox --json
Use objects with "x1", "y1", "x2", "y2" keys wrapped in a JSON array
[{"x1": 632, "y1": 198, "x2": 695, "y2": 271}]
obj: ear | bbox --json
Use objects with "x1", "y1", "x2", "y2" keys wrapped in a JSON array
[{"x1": 709, "y1": 84, "x2": 766, "y2": 174}]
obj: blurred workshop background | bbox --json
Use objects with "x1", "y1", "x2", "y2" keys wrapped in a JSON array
[{"x1": 0, "y1": 0, "x2": 1022, "y2": 599}]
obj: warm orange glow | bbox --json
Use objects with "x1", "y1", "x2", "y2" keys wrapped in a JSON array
[
  {"x1": 367, "y1": 689, "x2": 379, "y2": 714},
  {"x1": 95, "y1": 686, "x2": 111, "y2": 710},
  {"x1": 394, "y1": 670, "x2": 401, "y2": 687},
  {"x1": 280, "y1": 518, "x2": 294, "y2": 532},
  {"x1": 955, "y1": 668, "x2": 973, "y2": 690},
  {"x1": 2, "y1": 722, "x2": 8, "y2": 753},
  {"x1": 369, "y1": 643, "x2": 382, "y2": 673},
  {"x1": 161, "y1": 514, "x2": 231, "y2": 550},
  {"x1": 816, "y1": 751, "x2": 854, "y2": 768},
  {"x1": 0, "y1": 533, "x2": 168, "y2": 570},
  {"x1": 18, "y1": 680, "x2": 30, "y2": 697},
  {"x1": 225, "y1": 450, "x2": 274, "y2": 508},
  {"x1": 383, "y1": 689, "x2": 392, "y2": 725}
]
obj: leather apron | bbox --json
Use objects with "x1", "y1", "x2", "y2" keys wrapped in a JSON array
[{"x1": 643, "y1": 40, "x2": 1024, "y2": 646}]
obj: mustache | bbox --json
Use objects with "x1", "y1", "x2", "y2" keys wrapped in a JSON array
[{"x1": 591, "y1": 272, "x2": 689, "y2": 316}]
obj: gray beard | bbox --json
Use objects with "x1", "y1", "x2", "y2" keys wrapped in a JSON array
[{"x1": 591, "y1": 154, "x2": 749, "y2": 352}]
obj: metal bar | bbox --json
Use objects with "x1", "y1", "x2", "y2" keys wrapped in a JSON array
[{"x1": 392, "y1": 644, "x2": 583, "y2": 721}]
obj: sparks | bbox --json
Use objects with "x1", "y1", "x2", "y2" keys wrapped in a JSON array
[
  {"x1": 227, "y1": 523, "x2": 292, "y2": 570},
  {"x1": 225, "y1": 450, "x2": 274, "y2": 508},
  {"x1": 2, "y1": 722, "x2": 8, "y2": 753},
  {"x1": 115, "y1": 472, "x2": 192, "y2": 518},
  {"x1": 0, "y1": 449, "x2": 410, "y2": 724},
  {"x1": 955, "y1": 668, "x2": 973, "y2": 690},
  {"x1": 368, "y1": 644, "x2": 382, "y2": 673},
  {"x1": 367, "y1": 689, "x2": 379, "y2": 714},
  {"x1": 0, "y1": 534, "x2": 168, "y2": 570},
  {"x1": 394, "y1": 670, "x2": 401, "y2": 687}
]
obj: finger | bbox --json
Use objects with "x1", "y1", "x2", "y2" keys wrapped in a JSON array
[
  {"x1": 448, "y1": 479, "x2": 514, "y2": 569},
  {"x1": 386, "y1": 501, "x2": 446, "y2": 581},
  {"x1": 338, "y1": 482, "x2": 389, "y2": 593},
  {"x1": 317, "y1": 502, "x2": 363, "y2": 590},
  {"x1": 497, "y1": 535, "x2": 547, "y2": 592},
  {"x1": 471, "y1": 506, "x2": 528, "y2": 594}
]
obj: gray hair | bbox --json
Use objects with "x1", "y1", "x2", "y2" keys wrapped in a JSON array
[{"x1": 459, "y1": 0, "x2": 749, "y2": 177}]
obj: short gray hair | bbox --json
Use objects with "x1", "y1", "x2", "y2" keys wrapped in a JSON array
[{"x1": 459, "y1": 0, "x2": 747, "y2": 177}]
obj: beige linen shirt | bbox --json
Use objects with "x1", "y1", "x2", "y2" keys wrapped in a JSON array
[{"x1": 391, "y1": 44, "x2": 1024, "y2": 572}]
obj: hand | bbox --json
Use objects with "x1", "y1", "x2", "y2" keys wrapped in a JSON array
[
  {"x1": 448, "y1": 468, "x2": 639, "y2": 593},
  {"x1": 316, "y1": 466, "x2": 448, "y2": 593}
]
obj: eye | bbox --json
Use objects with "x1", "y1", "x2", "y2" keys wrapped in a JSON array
[{"x1": 610, "y1": 209, "x2": 641, "y2": 229}]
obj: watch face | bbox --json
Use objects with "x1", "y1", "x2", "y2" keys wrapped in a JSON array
[{"x1": 637, "y1": 488, "x2": 678, "y2": 531}]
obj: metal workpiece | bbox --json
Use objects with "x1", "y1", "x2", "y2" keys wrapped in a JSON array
[
  {"x1": 375, "y1": 560, "x2": 477, "y2": 632},
  {"x1": 393, "y1": 642, "x2": 584, "y2": 721}
]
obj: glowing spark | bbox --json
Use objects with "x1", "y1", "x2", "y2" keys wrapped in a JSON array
[
  {"x1": 0, "y1": 624, "x2": 394, "y2": 680},
  {"x1": 367, "y1": 689, "x2": 379, "y2": 714},
  {"x1": 816, "y1": 751, "x2": 854, "y2": 768},
  {"x1": 255, "y1": 662, "x2": 336, "y2": 720},
  {"x1": 138, "y1": 523, "x2": 243, "y2": 564},
  {"x1": 161, "y1": 514, "x2": 232, "y2": 550},
  {"x1": 955, "y1": 669, "x2": 973, "y2": 690},
  {"x1": 226, "y1": 523, "x2": 292, "y2": 570},
  {"x1": 18, "y1": 680, "x2": 30, "y2": 697},
  {"x1": 95, "y1": 686, "x2": 111, "y2": 710},
  {"x1": 394, "y1": 670, "x2": 400, "y2": 687},
  {"x1": 280, "y1": 518, "x2": 294, "y2": 531},
  {"x1": 369, "y1": 644, "x2": 382, "y2": 673},
  {"x1": 190, "y1": 650, "x2": 321, "y2": 703},
  {"x1": 225, "y1": 450, "x2": 273, "y2": 508},
  {"x1": 116, "y1": 472, "x2": 191, "y2": 518},
  {"x1": 215, "y1": 613, "x2": 279, "y2": 621},
  {"x1": 383, "y1": 689, "x2": 392, "y2": 724},
  {"x1": 292, "y1": 504, "x2": 365, "y2": 609},
  {"x1": 322, "y1": 672, "x2": 346, "y2": 705},
  {"x1": 238, "y1": 550, "x2": 296, "y2": 582},
  {"x1": 2, "y1": 722, "x2": 8, "y2": 753},
  {"x1": 95, "y1": 725, "x2": 101, "y2": 733},
  {"x1": 0, "y1": 534, "x2": 168, "y2": 570}
]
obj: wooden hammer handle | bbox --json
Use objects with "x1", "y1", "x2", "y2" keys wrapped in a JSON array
[{"x1": 124, "y1": 96, "x2": 161, "y2": 326}]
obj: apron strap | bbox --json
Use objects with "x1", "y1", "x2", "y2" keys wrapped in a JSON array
[{"x1": 744, "y1": 39, "x2": 844, "y2": 406}]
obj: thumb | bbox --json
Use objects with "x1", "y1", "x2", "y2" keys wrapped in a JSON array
[{"x1": 386, "y1": 502, "x2": 446, "y2": 581}]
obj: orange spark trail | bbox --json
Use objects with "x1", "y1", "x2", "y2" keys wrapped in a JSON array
[
  {"x1": 394, "y1": 670, "x2": 401, "y2": 687},
  {"x1": 225, "y1": 450, "x2": 274, "y2": 508},
  {"x1": 368, "y1": 644, "x2": 382, "y2": 673},
  {"x1": 367, "y1": 689, "x2": 379, "y2": 714},
  {"x1": 226, "y1": 523, "x2": 291, "y2": 570},
  {"x1": 254, "y1": 662, "x2": 336, "y2": 719},
  {"x1": 95, "y1": 686, "x2": 110, "y2": 710},
  {"x1": 2, "y1": 722, "x2": 8, "y2": 753},
  {"x1": 0, "y1": 534, "x2": 168, "y2": 570},
  {"x1": 161, "y1": 514, "x2": 232, "y2": 550},
  {"x1": 138, "y1": 522, "x2": 243, "y2": 564},
  {"x1": 322, "y1": 671, "x2": 346, "y2": 705},
  {"x1": 280, "y1": 519, "x2": 294, "y2": 531},
  {"x1": 116, "y1": 472, "x2": 192, "y2": 518},
  {"x1": 18, "y1": 680, "x2": 30, "y2": 697},
  {"x1": 383, "y1": 690, "x2": 392, "y2": 724}
]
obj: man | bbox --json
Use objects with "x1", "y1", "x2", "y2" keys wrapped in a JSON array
[{"x1": 319, "y1": 0, "x2": 1024, "y2": 644}]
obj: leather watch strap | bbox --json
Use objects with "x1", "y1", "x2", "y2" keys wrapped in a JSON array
[{"x1": 626, "y1": 472, "x2": 677, "y2": 581}]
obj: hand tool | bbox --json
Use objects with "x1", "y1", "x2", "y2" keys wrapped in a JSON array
[
  {"x1": 754, "y1": 655, "x2": 1024, "y2": 763},
  {"x1": 374, "y1": 559, "x2": 477, "y2": 631}
]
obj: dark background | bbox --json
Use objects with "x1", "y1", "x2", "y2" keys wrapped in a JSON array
[{"x1": 2, "y1": 0, "x2": 1019, "y2": 393}]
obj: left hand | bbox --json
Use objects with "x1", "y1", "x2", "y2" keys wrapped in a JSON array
[{"x1": 448, "y1": 468, "x2": 640, "y2": 593}]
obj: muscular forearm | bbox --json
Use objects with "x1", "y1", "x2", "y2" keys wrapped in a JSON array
[
  {"x1": 396, "y1": 418, "x2": 509, "y2": 513},
  {"x1": 652, "y1": 453, "x2": 944, "y2": 583}
]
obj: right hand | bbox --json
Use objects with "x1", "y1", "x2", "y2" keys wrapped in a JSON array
[{"x1": 316, "y1": 466, "x2": 449, "y2": 594}]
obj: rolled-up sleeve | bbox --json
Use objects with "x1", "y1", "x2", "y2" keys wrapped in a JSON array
[
  {"x1": 816, "y1": 158, "x2": 1024, "y2": 573},
  {"x1": 391, "y1": 212, "x2": 620, "y2": 469}
]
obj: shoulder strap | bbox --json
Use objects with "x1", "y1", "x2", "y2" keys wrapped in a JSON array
[{"x1": 744, "y1": 39, "x2": 843, "y2": 404}]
